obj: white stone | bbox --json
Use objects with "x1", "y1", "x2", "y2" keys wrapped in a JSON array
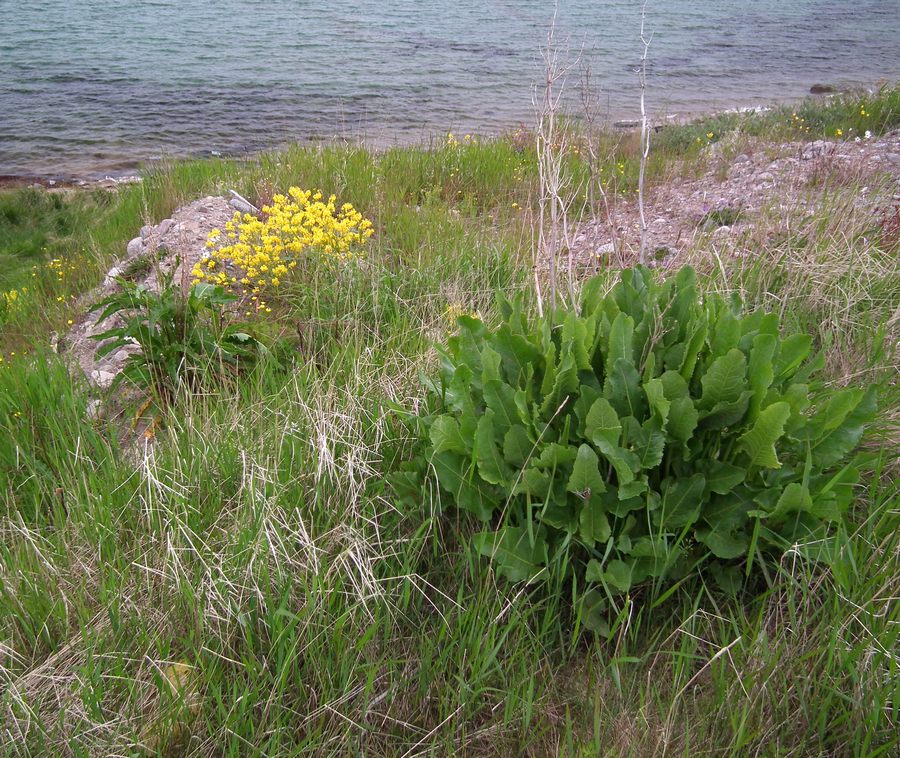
[
  {"x1": 103, "y1": 266, "x2": 122, "y2": 286},
  {"x1": 712, "y1": 225, "x2": 732, "y2": 239},
  {"x1": 86, "y1": 399, "x2": 102, "y2": 420},
  {"x1": 127, "y1": 237, "x2": 144, "y2": 257},
  {"x1": 91, "y1": 369, "x2": 117, "y2": 389},
  {"x1": 229, "y1": 197, "x2": 256, "y2": 215}
]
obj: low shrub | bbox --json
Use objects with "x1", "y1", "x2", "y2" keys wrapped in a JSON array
[
  {"x1": 400, "y1": 266, "x2": 878, "y2": 633},
  {"x1": 91, "y1": 270, "x2": 269, "y2": 400}
]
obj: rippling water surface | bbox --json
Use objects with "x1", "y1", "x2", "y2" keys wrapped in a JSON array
[{"x1": 1, "y1": 0, "x2": 897, "y2": 177}]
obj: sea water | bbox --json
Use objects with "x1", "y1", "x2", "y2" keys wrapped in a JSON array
[{"x1": 0, "y1": 0, "x2": 897, "y2": 177}]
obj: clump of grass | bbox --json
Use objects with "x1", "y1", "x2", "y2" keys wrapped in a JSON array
[
  {"x1": 699, "y1": 204, "x2": 744, "y2": 230},
  {"x1": 119, "y1": 252, "x2": 154, "y2": 281},
  {"x1": 653, "y1": 83, "x2": 899, "y2": 157}
]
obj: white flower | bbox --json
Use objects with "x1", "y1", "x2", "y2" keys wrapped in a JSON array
[
  {"x1": 855, "y1": 137, "x2": 861, "y2": 143},
  {"x1": 864, "y1": 130, "x2": 872, "y2": 140}
]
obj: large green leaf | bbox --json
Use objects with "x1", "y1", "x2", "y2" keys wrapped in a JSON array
[
  {"x1": 602, "y1": 560, "x2": 633, "y2": 592},
  {"x1": 657, "y1": 474, "x2": 706, "y2": 529},
  {"x1": 644, "y1": 378, "x2": 672, "y2": 425},
  {"x1": 579, "y1": 588, "x2": 610, "y2": 636},
  {"x1": 617, "y1": 477, "x2": 648, "y2": 500},
  {"x1": 737, "y1": 401, "x2": 791, "y2": 468},
  {"x1": 593, "y1": 438, "x2": 639, "y2": 486},
  {"x1": 534, "y1": 443, "x2": 578, "y2": 470},
  {"x1": 775, "y1": 333, "x2": 812, "y2": 380},
  {"x1": 659, "y1": 370, "x2": 690, "y2": 400},
  {"x1": 539, "y1": 337, "x2": 557, "y2": 397},
  {"x1": 711, "y1": 309, "x2": 741, "y2": 356},
  {"x1": 493, "y1": 325, "x2": 542, "y2": 383},
  {"x1": 697, "y1": 527, "x2": 748, "y2": 559},
  {"x1": 578, "y1": 497, "x2": 612, "y2": 546},
  {"x1": 668, "y1": 266, "x2": 699, "y2": 340},
  {"x1": 473, "y1": 526, "x2": 547, "y2": 582},
  {"x1": 483, "y1": 379, "x2": 520, "y2": 432},
  {"x1": 432, "y1": 451, "x2": 494, "y2": 521},
  {"x1": 513, "y1": 467, "x2": 552, "y2": 499},
  {"x1": 429, "y1": 416, "x2": 469, "y2": 455},
  {"x1": 747, "y1": 333, "x2": 777, "y2": 418},
  {"x1": 667, "y1": 397, "x2": 699, "y2": 444},
  {"x1": 503, "y1": 426, "x2": 534, "y2": 467},
  {"x1": 607, "y1": 312, "x2": 635, "y2": 367},
  {"x1": 538, "y1": 503, "x2": 578, "y2": 533},
  {"x1": 604, "y1": 490, "x2": 646, "y2": 518},
  {"x1": 703, "y1": 486, "x2": 755, "y2": 532},
  {"x1": 567, "y1": 444, "x2": 607, "y2": 496},
  {"x1": 756, "y1": 482, "x2": 813, "y2": 522},
  {"x1": 573, "y1": 385, "x2": 602, "y2": 437},
  {"x1": 811, "y1": 386, "x2": 876, "y2": 467},
  {"x1": 624, "y1": 416, "x2": 666, "y2": 470},
  {"x1": 701, "y1": 461, "x2": 747, "y2": 495},
  {"x1": 586, "y1": 397, "x2": 622, "y2": 448},
  {"x1": 541, "y1": 349, "x2": 579, "y2": 418},
  {"x1": 474, "y1": 410, "x2": 509, "y2": 485},
  {"x1": 630, "y1": 536, "x2": 676, "y2": 581},
  {"x1": 700, "y1": 348, "x2": 747, "y2": 409},
  {"x1": 680, "y1": 321, "x2": 709, "y2": 382},
  {"x1": 698, "y1": 390, "x2": 752, "y2": 430},
  {"x1": 562, "y1": 309, "x2": 594, "y2": 370},
  {"x1": 604, "y1": 358, "x2": 645, "y2": 419},
  {"x1": 480, "y1": 344, "x2": 503, "y2": 384}
]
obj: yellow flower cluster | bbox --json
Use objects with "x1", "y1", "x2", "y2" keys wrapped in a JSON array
[
  {"x1": 1, "y1": 287, "x2": 27, "y2": 313},
  {"x1": 40, "y1": 257, "x2": 78, "y2": 282},
  {"x1": 790, "y1": 113, "x2": 812, "y2": 133},
  {"x1": 193, "y1": 188, "x2": 373, "y2": 299}
]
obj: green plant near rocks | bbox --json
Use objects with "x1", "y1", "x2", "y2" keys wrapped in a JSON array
[
  {"x1": 401, "y1": 266, "x2": 877, "y2": 633},
  {"x1": 91, "y1": 269, "x2": 269, "y2": 400}
]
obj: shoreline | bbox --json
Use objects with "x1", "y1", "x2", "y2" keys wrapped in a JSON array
[{"x1": 0, "y1": 86, "x2": 867, "y2": 189}]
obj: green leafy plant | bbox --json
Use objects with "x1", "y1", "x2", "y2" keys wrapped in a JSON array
[
  {"x1": 91, "y1": 269, "x2": 268, "y2": 399},
  {"x1": 401, "y1": 266, "x2": 878, "y2": 633}
]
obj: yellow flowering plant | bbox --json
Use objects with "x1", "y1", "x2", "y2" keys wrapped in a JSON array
[{"x1": 192, "y1": 188, "x2": 374, "y2": 309}]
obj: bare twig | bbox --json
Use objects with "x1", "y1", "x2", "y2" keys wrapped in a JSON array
[
  {"x1": 533, "y1": 3, "x2": 582, "y2": 314},
  {"x1": 637, "y1": 2, "x2": 653, "y2": 264}
]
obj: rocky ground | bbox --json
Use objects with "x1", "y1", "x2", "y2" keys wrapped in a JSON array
[{"x1": 569, "y1": 131, "x2": 900, "y2": 270}]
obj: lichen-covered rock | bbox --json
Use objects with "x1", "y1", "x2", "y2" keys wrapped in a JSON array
[{"x1": 61, "y1": 195, "x2": 235, "y2": 391}]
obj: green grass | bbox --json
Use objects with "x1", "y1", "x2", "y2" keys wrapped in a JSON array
[
  {"x1": 652, "y1": 83, "x2": 900, "y2": 156},
  {"x1": 0, "y1": 87, "x2": 898, "y2": 755}
]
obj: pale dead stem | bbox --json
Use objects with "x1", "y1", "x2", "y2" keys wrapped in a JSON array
[
  {"x1": 533, "y1": 2, "x2": 585, "y2": 314},
  {"x1": 637, "y1": 1, "x2": 653, "y2": 265}
]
